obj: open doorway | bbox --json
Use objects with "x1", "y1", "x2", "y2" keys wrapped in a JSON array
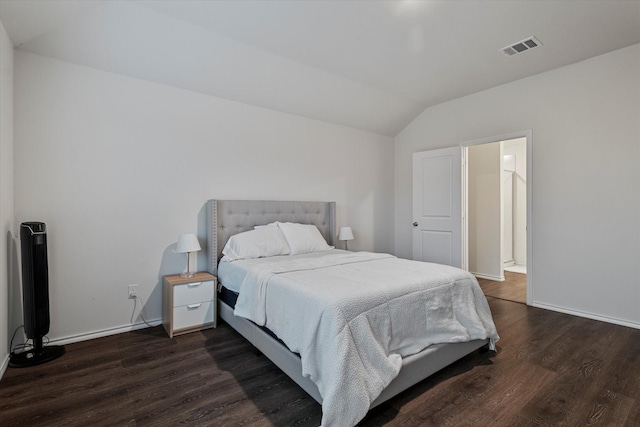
[
  {"x1": 462, "y1": 131, "x2": 531, "y2": 305},
  {"x1": 502, "y1": 138, "x2": 527, "y2": 275}
]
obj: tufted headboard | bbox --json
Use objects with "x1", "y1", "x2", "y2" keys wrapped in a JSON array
[{"x1": 206, "y1": 199, "x2": 336, "y2": 275}]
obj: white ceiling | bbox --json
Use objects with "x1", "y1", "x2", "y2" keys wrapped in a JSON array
[{"x1": 1, "y1": 0, "x2": 640, "y2": 136}]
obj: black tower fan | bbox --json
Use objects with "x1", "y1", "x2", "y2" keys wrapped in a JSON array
[{"x1": 9, "y1": 222, "x2": 65, "y2": 367}]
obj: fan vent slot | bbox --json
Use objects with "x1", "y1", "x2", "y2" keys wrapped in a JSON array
[{"x1": 501, "y1": 36, "x2": 542, "y2": 57}]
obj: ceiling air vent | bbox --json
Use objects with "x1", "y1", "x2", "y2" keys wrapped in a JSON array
[{"x1": 501, "y1": 36, "x2": 542, "y2": 57}]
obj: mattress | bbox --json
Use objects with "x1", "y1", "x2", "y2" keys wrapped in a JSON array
[
  {"x1": 218, "y1": 284, "x2": 239, "y2": 308},
  {"x1": 219, "y1": 284, "x2": 288, "y2": 350}
]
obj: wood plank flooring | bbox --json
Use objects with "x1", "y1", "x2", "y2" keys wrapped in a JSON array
[
  {"x1": 2, "y1": 296, "x2": 639, "y2": 426},
  {"x1": 477, "y1": 271, "x2": 527, "y2": 304}
]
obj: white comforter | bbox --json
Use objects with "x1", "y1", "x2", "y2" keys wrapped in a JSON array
[{"x1": 231, "y1": 251, "x2": 499, "y2": 427}]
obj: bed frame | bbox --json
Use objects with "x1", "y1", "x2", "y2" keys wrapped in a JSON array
[{"x1": 206, "y1": 199, "x2": 488, "y2": 408}]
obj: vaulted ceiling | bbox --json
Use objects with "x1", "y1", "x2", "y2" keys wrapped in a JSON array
[{"x1": 1, "y1": 0, "x2": 639, "y2": 136}]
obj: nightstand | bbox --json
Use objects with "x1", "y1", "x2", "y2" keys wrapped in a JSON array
[{"x1": 163, "y1": 272, "x2": 217, "y2": 338}]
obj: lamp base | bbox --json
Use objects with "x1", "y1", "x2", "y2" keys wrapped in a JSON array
[{"x1": 180, "y1": 251, "x2": 196, "y2": 278}]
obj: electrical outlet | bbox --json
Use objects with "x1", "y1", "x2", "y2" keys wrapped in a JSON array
[{"x1": 128, "y1": 284, "x2": 138, "y2": 299}]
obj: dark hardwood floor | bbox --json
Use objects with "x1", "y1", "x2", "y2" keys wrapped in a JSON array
[
  {"x1": 2, "y1": 297, "x2": 639, "y2": 426},
  {"x1": 477, "y1": 271, "x2": 527, "y2": 304}
]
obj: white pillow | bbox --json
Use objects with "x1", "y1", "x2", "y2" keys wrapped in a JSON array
[
  {"x1": 277, "y1": 222, "x2": 333, "y2": 255},
  {"x1": 254, "y1": 222, "x2": 278, "y2": 230},
  {"x1": 222, "y1": 225, "x2": 291, "y2": 261}
]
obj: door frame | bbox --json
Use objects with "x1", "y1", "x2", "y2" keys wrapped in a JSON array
[{"x1": 461, "y1": 130, "x2": 533, "y2": 305}]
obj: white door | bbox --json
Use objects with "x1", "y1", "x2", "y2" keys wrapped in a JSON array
[{"x1": 412, "y1": 147, "x2": 462, "y2": 267}]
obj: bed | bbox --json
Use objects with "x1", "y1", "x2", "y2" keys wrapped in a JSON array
[{"x1": 206, "y1": 199, "x2": 498, "y2": 426}]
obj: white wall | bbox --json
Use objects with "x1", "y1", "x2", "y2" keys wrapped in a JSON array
[
  {"x1": 468, "y1": 142, "x2": 502, "y2": 280},
  {"x1": 0, "y1": 19, "x2": 14, "y2": 374},
  {"x1": 14, "y1": 51, "x2": 394, "y2": 343},
  {"x1": 395, "y1": 44, "x2": 640, "y2": 328}
]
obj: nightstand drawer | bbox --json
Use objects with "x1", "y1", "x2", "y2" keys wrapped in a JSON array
[
  {"x1": 173, "y1": 280, "x2": 214, "y2": 307},
  {"x1": 173, "y1": 300, "x2": 214, "y2": 330}
]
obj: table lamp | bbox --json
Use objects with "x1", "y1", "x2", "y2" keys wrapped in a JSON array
[
  {"x1": 338, "y1": 226, "x2": 354, "y2": 251},
  {"x1": 176, "y1": 233, "x2": 201, "y2": 277}
]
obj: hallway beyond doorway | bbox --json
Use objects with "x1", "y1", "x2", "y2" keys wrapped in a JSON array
[
  {"x1": 504, "y1": 264, "x2": 527, "y2": 274},
  {"x1": 477, "y1": 272, "x2": 526, "y2": 304}
]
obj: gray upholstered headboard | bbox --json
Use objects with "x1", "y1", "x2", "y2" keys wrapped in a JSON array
[{"x1": 206, "y1": 199, "x2": 336, "y2": 275}]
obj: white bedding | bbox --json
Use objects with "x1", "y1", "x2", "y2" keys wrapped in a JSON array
[
  {"x1": 218, "y1": 250, "x2": 349, "y2": 293},
  {"x1": 229, "y1": 250, "x2": 499, "y2": 427}
]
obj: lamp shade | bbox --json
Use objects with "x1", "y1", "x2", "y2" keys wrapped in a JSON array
[
  {"x1": 338, "y1": 227, "x2": 354, "y2": 241},
  {"x1": 176, "y1": 233, "x2": 201, "y2": 253}
]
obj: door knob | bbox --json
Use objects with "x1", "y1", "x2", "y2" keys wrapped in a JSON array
[{"x1": 412, "y1": 222, "x2": 418, "y2": 227}]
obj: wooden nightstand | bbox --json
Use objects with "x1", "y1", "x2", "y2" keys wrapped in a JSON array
[{"x1": 163, "y1": 272, "x2": 217, "y2": 338}]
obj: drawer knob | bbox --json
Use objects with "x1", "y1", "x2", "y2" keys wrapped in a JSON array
[
  {"x1": 187, "y1": 303, "x2": 202, "y2": 309},
  {"x1": 187, "y1": 282, "x2": 202, "y2": 287}
]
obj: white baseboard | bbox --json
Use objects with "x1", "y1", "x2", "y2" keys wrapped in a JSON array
[
  {"x1": 0, "y1": 353, "x2": 9, "y2": 381},
  {"x1": 47, "y1": 318, "x2": 162, "y2": 346},
  {"x1": 531, "y1": 302, "x2": 640, "y2": 330},
  {"x1": 472, "y1": 272, "x2": 505, "y2": 282},
  {"x1": 0, "y1": 319, "x2": 163, "y2": 381}
]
